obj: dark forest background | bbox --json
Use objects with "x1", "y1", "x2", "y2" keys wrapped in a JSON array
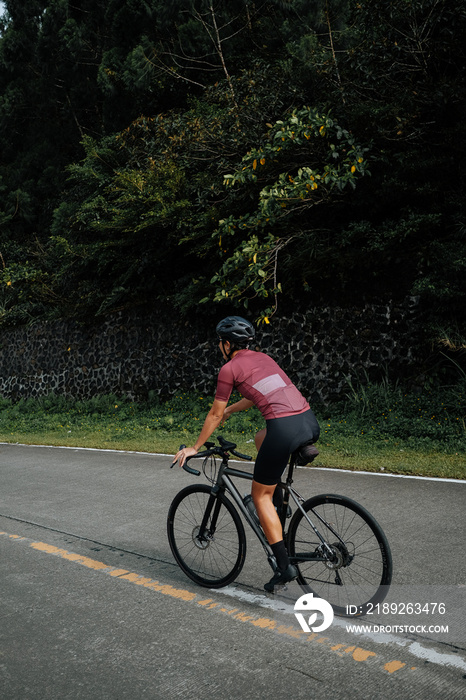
[{"x1": 0, "y1": 1, "x2": 465, "y2": 371}]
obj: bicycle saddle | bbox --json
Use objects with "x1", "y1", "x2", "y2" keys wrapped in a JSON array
[{"x1": 294, "y1": 443, "x2": 319, "y2": 466}]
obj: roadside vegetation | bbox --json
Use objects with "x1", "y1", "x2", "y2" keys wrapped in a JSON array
[
  {"x1": 1, "y1": 1, "x2": 465, "y2": 464},
  {"x1": 1, "y1": 1, "x2": 465, "y2": 348},
  {"x1": 1, "y1": 379, "x2": 464, "y2": 480}
]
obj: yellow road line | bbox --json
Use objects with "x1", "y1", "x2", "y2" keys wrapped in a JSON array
[{"x1": 1, "y1": 531, "x2": 414, "y2": 675}]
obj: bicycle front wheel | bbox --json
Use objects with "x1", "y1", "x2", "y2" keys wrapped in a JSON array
[
  {"x1": 167, "y1": 484, "x2": 246, "y2": 588},
  {"x1": 287, "y1": 494, "x2": 392, "y2": 616}
]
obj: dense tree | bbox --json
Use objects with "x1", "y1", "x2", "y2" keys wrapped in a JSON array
[
  {"x1": 0, "y1": 0, "x2": 167, "y2": 322},
  {"x1": 336, "y1": 0, "x2": 466, "y2": 341},
  {"x1": 0, "y1": 0, "x2": 464, "y2": 357}
]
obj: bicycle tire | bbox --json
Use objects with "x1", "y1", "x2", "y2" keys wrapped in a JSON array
[
  {"x1": 167, "y1": 484, "x2": 247, "y2": 588},
  {"x1": 287, "y1": 494, "x2": 392, "y2": 616}
]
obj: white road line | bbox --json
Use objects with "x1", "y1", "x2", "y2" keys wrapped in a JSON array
[
  {"x1": 3, "y1": 530, "x2": 465, "y2": 673},
  {"x1": 1, "y1": 442, "x2": 464, "y2": 483},
  {"x1": 308, "y1": 466, "x2": 466, "y2": 484},
  {"x1": 215, "y1": 585, "x2": 466, "y2": 672}
]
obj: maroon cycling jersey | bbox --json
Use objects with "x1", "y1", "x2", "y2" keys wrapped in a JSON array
[{"x1": 215, "y1": 349, "x2": 309, "y2": 420}]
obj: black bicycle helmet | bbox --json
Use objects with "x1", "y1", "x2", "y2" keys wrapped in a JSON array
[{"x1": 216, "y1": 316, "x2": 255, "y2": 345}]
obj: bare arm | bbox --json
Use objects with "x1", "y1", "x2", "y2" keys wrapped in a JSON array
[
  {"x1": 221, "y1": 398, "x2": 254, "y2": 425},
  {"x1": 225, "y1": 398, "x2": 254, "y2": 415},
  {"x1": 173, "y1": 399, "x2": 227, "y2": 467},
  {"x1": 194, "y1": 399, "x2": 228, "y2": 450}
]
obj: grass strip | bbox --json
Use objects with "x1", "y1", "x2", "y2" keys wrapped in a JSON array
[{"x1": 0, "y1": 389, "x2": 464, "y2": 479}]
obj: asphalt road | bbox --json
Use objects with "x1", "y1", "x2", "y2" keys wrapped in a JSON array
[{"x1": 1, "y1": 443, "x2": 465, "y2": 700}]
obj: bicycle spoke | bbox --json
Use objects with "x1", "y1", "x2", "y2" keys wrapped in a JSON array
[
  {"x1": 288, "y1": 495, "x2": 392, "y2": 615},
  {"x1": 167, "y1": 485, "x2": 246, "y2": 587}
]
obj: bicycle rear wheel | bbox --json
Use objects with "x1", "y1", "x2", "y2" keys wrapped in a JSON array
[
  {"x1": 167, "y1": 484, "x2": 246, "y2": 588},
  {"x1": 287, "y1": 494, "x2": 392, "y2": 616}
]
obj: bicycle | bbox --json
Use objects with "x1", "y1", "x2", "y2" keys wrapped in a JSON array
[{"x1": 167, "y1": 435, "x2": 392, "y2": 616}]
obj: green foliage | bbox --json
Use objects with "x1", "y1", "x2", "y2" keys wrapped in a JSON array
[
  {"x1": 0, "y1": 390, "x2": 262, "y2": 440},
  {"x1": 212, "y1": 107, "x2": 370, "y2": 320},
  {"x1": 47, "y1": 133, "x2": 193, "y2": 315},
  {"x1": 39, "y1": 67, "x2": 301, "y2": 317},
  {"x1": 331, "y1": 373, "x2": 466, "y2": 451},
  {"x1": 0, "y1": 0, "x2": 464, "y2": 351},
  {"x1": 0, "y1": 385, "x2": 463, "y2": 477}
]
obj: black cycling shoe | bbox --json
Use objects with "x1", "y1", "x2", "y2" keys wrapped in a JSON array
[{"x1": 264, "y1": 564, "x2": 298, "y2": 592}]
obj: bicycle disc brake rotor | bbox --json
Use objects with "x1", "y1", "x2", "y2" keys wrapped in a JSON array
[
  {"x1": 191, "y1": 526, "x2": 212, "y2": 550},
  {"x1": 323, "y1": 541, "x2": 354, "y2": 570}
]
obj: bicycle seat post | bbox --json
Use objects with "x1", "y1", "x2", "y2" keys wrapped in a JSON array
[{"x1": 286, "y1": 453, "x2": 297, "y2": 486}]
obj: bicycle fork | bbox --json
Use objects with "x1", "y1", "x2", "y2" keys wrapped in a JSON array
[{"x1": 195, "y1": 488, "x2": 224, "y2": 547}]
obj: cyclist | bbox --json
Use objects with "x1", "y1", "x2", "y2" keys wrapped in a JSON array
[{"x1": 173, "y1": 315, "x2": 320, "y2": 591}]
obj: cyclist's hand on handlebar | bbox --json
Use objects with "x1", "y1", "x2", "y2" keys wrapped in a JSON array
[{"x1": 172, "y1": 445, "x2": 198, "y2": 468}]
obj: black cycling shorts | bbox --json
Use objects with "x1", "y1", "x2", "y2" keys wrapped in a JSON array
[{"x1": 253, "y1": 409, "x2": 320, "y2": 486}]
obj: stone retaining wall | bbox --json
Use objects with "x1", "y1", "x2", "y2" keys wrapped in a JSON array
[{"x1": 0, "y1": 298, "x2": 421, "y2": 404}]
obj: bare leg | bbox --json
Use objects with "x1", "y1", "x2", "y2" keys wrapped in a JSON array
[
  {"x1": 252, "y1": 429, "x2": 298, "y2": 589},
  {"x1": 251, "y1": 480, "x2": 283, "y2": 544}
]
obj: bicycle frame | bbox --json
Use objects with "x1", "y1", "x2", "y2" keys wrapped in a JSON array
[
  {"x1": 282, "y1": 460, "x2": 343, "y2": 562},
  {"x1": 170, "y1": 437, "x2": 392, "y2": 609},
  {"x1": 199, "y1": 452, "x2": 338, "y2": 573},
  {"x1": 210, "y1": 457, "x2": 278, "y2": 571}
]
